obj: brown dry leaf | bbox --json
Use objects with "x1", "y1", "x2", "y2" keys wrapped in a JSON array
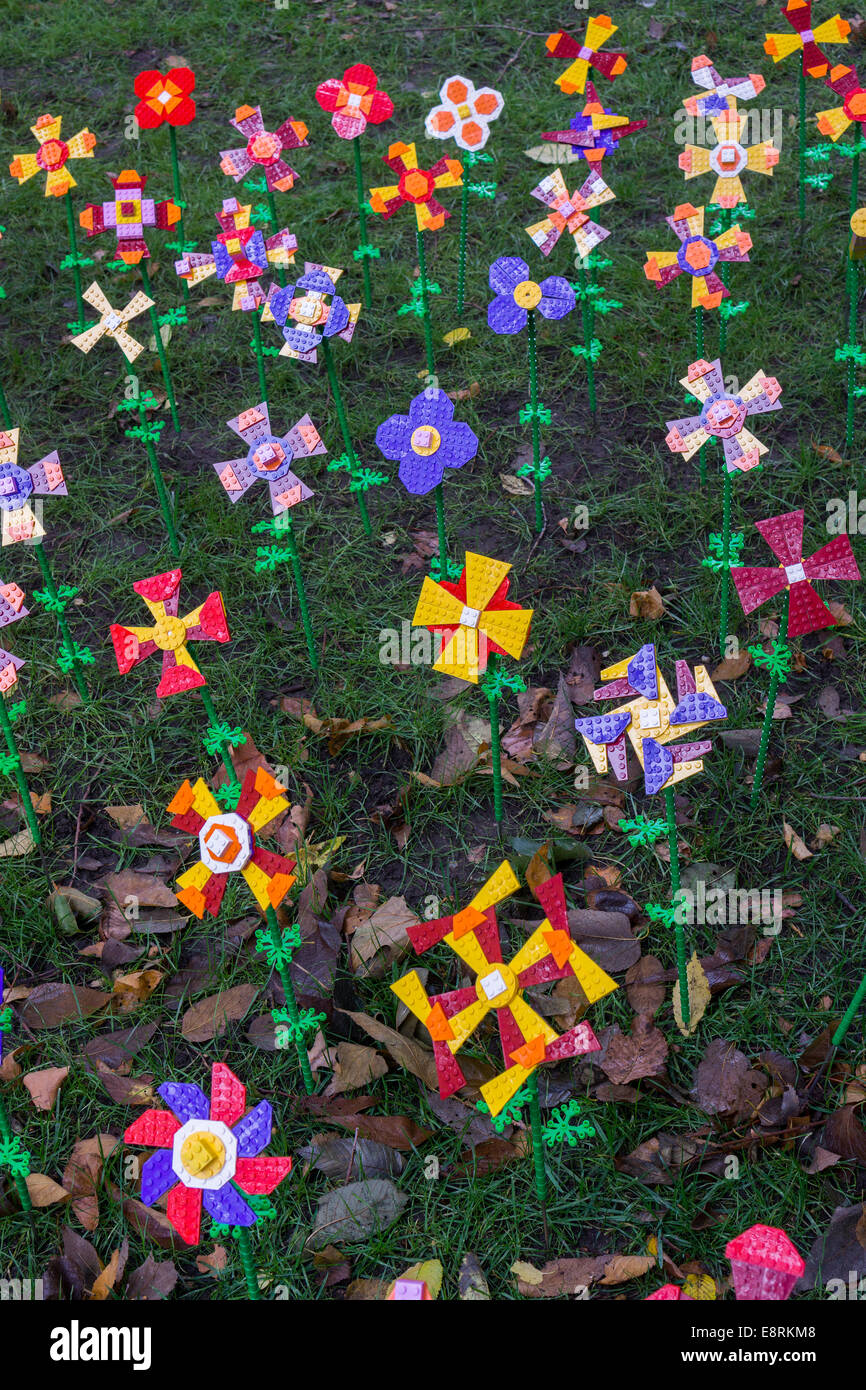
[
  {"x1": 446, "y1": 380, "x2": 480, "y2": 401},
  {"x1": 23, "y1": 1065, "x2": 69, "y2": 1111},
  {"x1": 512, "y1": 1256, "x2": 607, "y2": 1297},
  {"x1": 25, "y1": 1173, "x2": 71, "y2": 1207},
  {"x1": 20, "y1": 982, "x2": 112, "y2": 1029},
  {"x1": 303, "y1": 711, "x2": 392, "y2": 755},
  {"x1": 181, "y1": 983, "x2": 259, "y2": 1042},
  {"x1": 694, "y1": 1038, "x2": 766, "y2": 1116},
  {"x1": 673, "y1": 953, "x2": 712, "y2": 1036},
  {"x1": 602, "y1": 1016, "x2": 668, "y2": 1084},
  {"x1": 105, "y1": 804, "x2": 146, "y2": 829},
  {"x1": 0, "y1": 828, "x2": 36, "y2": 858},
  {"x1": 348, "y1": 896, "x2": 419, "y2": 978},
  {"x1": 499, "y1": 471, "x2": 534, "y2": 496},
  {"x1": 326, "y1": 1112, "x2": 433, "y2": 1151},
  {"x1": 568, "y1": 908, "x2": 639, "y2": 973},
  {"x1": 565, "y1": 644, "x2": 601, "y2": 702},
  {"x1": 629, "y1": 586, "x2": 665, "y2": 620},
  {"x1": 195, "y1": 1246, "x2": 229, "y2": 1278},
  {"x1": 502, "y1": 686, "x2": 552, "y2": 762},
  {"x1": 532, "y1": 674, "x2": 576, "y2": 767},
  {"x1": 325, "y1": 1042, "x2": 388, "y2": 1096},
  {"x1": 422, "y1": 711, "x2": 489, "y2": 787},
  {"x1": 525, "y1": 842, "x2": 553, "y2": 894},
  {"x1": 599, "y1": 1254, "x2": 656, "y2": 1285},
  {"x1": 827, "y1": 600, "x2": 853, "y2": 626},
  {"x1": 90, "y1": 1244, "x2": 127, "y2": 1300},
  {"x1": 711, "y1": 651, "x2": 751, "y2": 680},
  {"x1": 63, "y1": 1135, "x2": 120, "y2": 1231},
  {"x1": 626, "y1": 955, "x2": 666, "y2": 1016},
  {"x1": 112, "y1": 969, "x2": 164, "y2": 1011},
  {"x1": 811, "y1": 440, "x2": 845, "y2": 464},
  {"x1": 459, "y1": 1252, "x2": 490, "y2": 1300},
  {"x1": 338, "y1": 1008, "x2": 438, "y2": 1090},
  {"x1": 811, "y1": 823, "x2": 841, "y2": 850},
  {"x1": 783, "y1": 822, "x2": 813, "y2": 861}
]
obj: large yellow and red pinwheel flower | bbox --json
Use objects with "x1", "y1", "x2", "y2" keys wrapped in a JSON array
[
  {"x1": 412, "y1": 551, "x2": 532, "y2": 684},
  {"x1": 109, "y1": 568, "x2": 229, "y2": 698},
  {"x1": 168, "y1": 768, "x2": 296, "y2": 918},
  {"x1": 9, "y1": 113, "x2": 96, "y2": 198},
  {"x1": 369, "y1": 141, "x2": 462, "y2": 233},
  {"x1": 764, "y1": 1, "x2": 849, "y2": 78}
]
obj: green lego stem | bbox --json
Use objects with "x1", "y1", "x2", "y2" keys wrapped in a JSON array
[
  {"x1": 266, "y1": 904, "x2": 316, "y2": 1095},
  {"x1": 578, "y1": 262, "x2": 597, "y2": 416},
  {"x1": 138, "y1": 411, "x2": 180, "y2": 559},
  {"x1": 322, "y1": 337, "x2": 371, "y2": 536},
  {"x1": 198, "y1": 685, "x2": 236, "y2": 787},
  {"x1": 167, "y1": 126, "x2": 189, "y2": 307},
  {"x1": 63, "y1": 190, "x2": 85, "y2": 326},
  {"x1": 251, "y1": 310, "x2": 269, "y2": 410},
  {"x1": 527, "y1": 310, "x2": 544, "y2": 534},
  {"x1": 664, "y1": 785, "x2": 689, "y2": 1027},
  {"x1": 434, "y1": 483, "x2": 448, "y2": 575},
  {"x1": 832, "y1": 966, "x2": 866, "y2": 1047},
  {"x1": 265, "y1": 190, "x2": 286, "y2": 289},
  {"x1": 0, "y1": 377, "x2": 11, "y2": 430},
  {"x1": 0, "y1": 1092, "x2": 33, "y2": 1214},
  {"x1": 798, "y1": 66, "x2": 807, "y2": 228},
  {"x1": 415, "y1": 229, "x2": 436, "y2": 380},
  {"x1": 718, "y1": 208, "x2": 730, "y2": 356},
  {"x1": 846, "y1": 150, "x2": 860, "y2": 452},
  {"x1": 139, "y1": 260, "x2": 180, "y2": 435},
  {"x1": 486, "y1": 653, "x2": 504, "y2": 824},
  {"x1": 526, "y1": 1072, "x2": 549, "y2": 1244},
  {"x1": 33, "y1": 541, "x2": 89, "y2": 705},
  {"x1": 695, "y1": 306, "x2": 706, "y2": 485},
  {"x1": 750, "y1": 588, "x2": 790, "y2": 810},
  {"x1": 282, "y1": 514, "x2": 319, "y2": 673},
  {"x1": 234, "y1": 1223, "x2": 261, "y2": 1301},
  {"x1": 352, "y1": 137, "x2": 372, "y2": 312},
  {"x1": 457, "y1": 178, "x2": 469, "y2": 318},
  {"x1": 719, "y1": 467, "x2": 732, "y2": 657},
  {"x1": 0, "y1": 692, "x2": 41, "y2": 847}
]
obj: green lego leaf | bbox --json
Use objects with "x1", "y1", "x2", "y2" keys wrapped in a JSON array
[
  {"x1": 618, "y1": 814, "x2": 669, "y2": 847},
  {"x1": 256, "y1": 923, "x2": 302, "y2": 970},
  {"x1": 542, "y1": 1098, "x2": 595, "y2": 1148},
  {"x1": 748, "y1": 638, "x2": 792, "y2": 684}
]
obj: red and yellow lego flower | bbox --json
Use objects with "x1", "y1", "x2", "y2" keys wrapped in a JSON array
[
  {"x1": 168, "y1": 768, "x2": 297, "y2": 917},
  {"x1": 133, "y1": 67, "x2": 196, "y2": 128},
  {"x1": 369, "y1": 142, "x2": 462, "y2": 233},
  {"x1": 412, "y1": 551, "x2": 532, "y2": 683},
  {"x1": 109, "y1": 569, "x2": 230, "y2": 698},
  {"x1": 9, "y1": 113, "x2": 96, "y2": 198},
  {"x1": 314, "y1": 63, "x2": 393, "y2": 140}
]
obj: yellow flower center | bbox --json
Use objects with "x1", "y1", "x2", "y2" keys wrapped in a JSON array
[
  {"x1": 513, "y1": 280, "x2": 542, "y2": 309},
  {"x1": 180, "y1": 1131, "x2": 226, "y2": 1179},
  {"x1": 151, "y1": 616, "x2": 187, "y2": 651},
  {"x1": 410, "y1": 425, "x2": 441, "y2": 456}
]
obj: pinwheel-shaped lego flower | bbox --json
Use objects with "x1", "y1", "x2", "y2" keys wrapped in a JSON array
[
  {"x1": 665, "y1": 358, "x2": 783, "y2": 474},
  {"x1": 545, "y1": 15, "x2": 628, "y2": 96},
  {"x1": 726, "y1": 1225, "x2": 805, "y2": 1301},
  {"x1": 487, "y1": 256, "x2": 575, "y2": 334},
  {"x1": 764, "y1": 1, "x2": 849, "y2": 77},
  {"x1": 220, "y1": 105, "x2": 309, "y2": 193},
  {"x1": 575, "y1": 643, "x2": 727, "y2": 796},
  {"x1": 315, "y1": 63, "x2": 394, "y2": 140},
  {"x1": 644, "y1": 204, "x2": 751, "y2": 311},
  {"x1": 392, "y1": 863, "x2": 615, "y2": 1115},
  {"x1": 0, "y1": 581, "x2": 28, "y2": 690},
  {"x1": 263, "y1": 263, "x2": 360, "y2": 363},
  {"x1": 412, "y1": 551, "x2": 532, "y2": 683},
  {"x1": 376, "y1": 388, "x2": 477, "y2": 495},
  {"x1": 682, "y1": 55, "x2": 766, "y2": 117},
  {"x1": 818, "y1": 62, "x2": 866, "y2": 140},
  {"x1": 168, "y1": 767, "x2": 296, "y2": 917},
  {"x1": 215, "y1": 402, "x2": 325, "y2": 514},
  {"x1": 526, "y1": 167, "x2": 614, "y2": 259},
  {"x1": 0, "y1": 430, "x2": 66, "y2": 547},
  {"x1": 110, "y1": 569, "x2": 229, "y2": 698},
  {"x1": 79, "y1": 169, "x2": 180, "y2": 266},
  {"x1": 134, "y1": 67, "x2": 196, "y2": 128},
  {"x1": 369, "y1": 141, "x2": 462, "y2": 232},
  {"x1": 70, "y1": 282, "x2": 154, "y2": 363},
  {"x1": 679, "y1": 107, "x2": 780, "y2": 209},
  {"x1": 425, "y1": 76, "x2": 504, "y2": 153},
  {"x1": 9, "y1": 113, "x2": 96, "y2": 197},
  {"x1": 541, "y1": 82, "x2": 647, "y2": 164},
  {"x1": 176, "y1": 199, "x2": 297, "y2": 312},
  {"x1": 732, "y1": 508, "x2": 860, "y2": 638},
  {"x1": 123, "y1": 1062, "x2": 291, "y2": 1245}
]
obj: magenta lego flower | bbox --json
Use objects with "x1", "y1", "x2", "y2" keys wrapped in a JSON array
[
  {"x1": 725, "y1": 1224, "x2": 805, "y2": 1300},
  {"x1": 375, "y1": 388, "x2": 478, "y2": 495},
  {"x1": 732, "y1": 508, "x2": 860, "y2": 638},
  {"x1": 315, "y1": 63, "x2": 394, "y2": 140},
  {"x1": 123, "y1": 1062, "x2": 292, "y2": 1246},
  {"x1": 487, "y1": 255, "x2": 575, "y2": 335},
  {"x1": 219, "y1": 105, "x2": 309, "y2": 193}
]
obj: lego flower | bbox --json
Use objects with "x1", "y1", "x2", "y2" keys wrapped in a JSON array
[
  {"x1": 541, "y1": 82, "x2": 647, "y2": 164},
  {"x1": 682, "y1": 55, "x2": 765, "y2": 118},
  {"x1": 375, "y1": 388, "x2": 478, "y2": 495},
  {"x1": 9, "y1": 113, "x2": 96, "y2": 198},
  {"x1": 545, "y1": 15, "x2": 628, "y2": 95},
  {"x1": 263, "y1": 263, "x2": 360, "y2": 363},
  {"x1": 123, "y1": 1062, "x2": 292, "y2": 1245},
  {"x1": 392, "y1": 863, "x2": 614, "y2": 1115},
  {"x1": 109, "y1": 568, "x2": 229, "y2": 698},
  {"x1": 487, "y1": 255, "x2": 575, "y2": 335},
  {"x1": 70, "y1": 282, "x2": 155, "y2": 363},
  {"x1": 818, "y1": 62, "x2": 866, "y2": 141},
  {"x1": 220, "y1": 105, "x2": 309, "y2": 193},
  {"x1": 644, "y1": 204, "x2": 751, "y2": 311},
  {"x1": 424, "y1": 75, "x2": 504, "y2": 152},
  {"x1": 665, "y1": 357, "x2": 782, "y2": 474},
  {"x1": 526, "y1": 167, "x2": 614, "y2": 259},
  {"x1": 764, "y1": 2, "x2": 849, "y2": 78},
  {"x1": 314, "y1": 63, "x2": 394, "y2": 140},
  {"x1": 175, "y1": 199, "x2": 297, "y2": 312},
  {"x1": 412, "y1": 550, "x2": 532, "y2": 683},
  {"x1": 133, "y1": 67, "x2": 196, "y2": 128},
  {"x1": 369, "y1": 141, "x2": 462, "y2": 232},
  {"x1": 0, "y1": 430, "x2": 66, "y2": 547},
  {"x1": 575, "y1": 643, "x2": 727, "y2": 796},
  {"x1": 726, "y1": 1225, "x2": 805, "y2": 1301},
  {"x1": 79, "y1": 169, "x2": 180, "y2": 266},
  {"x1": 214, "y1": 402, "x2": 325, "y2": 514},
  {"x1": 0, "y1": 582, "x2": 28, "y2": 691},
  {"x1": 732, "y1": 508, "x2": 860, "y2": 638},
  {"x1": 679, "y1": 108, "x2": 779, "y2": 209},
  {"x1": 168, "y1": 767, "x2": 296, "y2": 917}
]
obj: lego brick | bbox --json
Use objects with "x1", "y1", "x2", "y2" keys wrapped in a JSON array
[
  {"x1": 726, "y1": 1223, "x2": 805, "y2": 1300},
  {"x1": 426, "y1": 75, "x2": 504, "y2": 152},
  {"x1": 233, "y1": 1100, "x2": 273, "y2": 1158},
  {"x1": 70, "y1": 282, "x2": 154, "y2": 363},
  {"x1": 234, "y1": 1155, "x2": 293, "y2": 1194},
  {"x1": 209, "y1": 1061, "x2": 246, "y2": 1127},
  {"x1": 123, "y1": 1108, "x2": 181, "y2": 1148},
  {"x1": 158, "y1": 1082, "x2": 210, "y2": 1124}
]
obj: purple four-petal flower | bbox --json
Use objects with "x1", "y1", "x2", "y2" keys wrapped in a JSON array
[
  {"x1": 375, "y1": 388, "x2": 478, "y2": 495},
  {"x1": 487, "y1": 255, "x2": 575, "y2": 335}
]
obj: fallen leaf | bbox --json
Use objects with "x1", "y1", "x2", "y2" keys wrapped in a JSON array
[
  {"x1": 90, "y1": 1244, "x2": 128, "y2": 1300},
  {"x1": 338, "y1": 1008, "x2": 438, "y2": 1090},
  {"x1": 459, "y1": 1252, "x2": 490, "y2": 1300},
  {"x1": 390, "y1": 1258, "x2": 443, "y2": 1299},
  {"x1": 112, "y1": 969, "x2": 163, "y2": 1011},
  {"x1": 827, "y1": 600, "x2": 853, "y2": 626},
  {"x1": 811, "y1": 440, "x2": 845, "y2": 464},
  {"x1": 800, "y1": 1204, "x2": 866, "y2": 1290},
  {"x1": 629, "y1": 586, "x2": 665, "y2": 620},
  {"x1": 195, "y1": 1246, "x2": 229, "y2": 1278},
  {"x1": 299, "y1": 1135, "x2": 403, "y2": 1181},
  {"x1": 810, "y1": 823, "x2": 841, "y2": 850},
  {"x1": 599, "y1": 1253, "x2": 655, "y2": 1285},
  {"x1": 673, "y1": 953, "x2": 712, "y2": 1036},
  {"x1": 325, "y1": 1042, "x2": 388, "y2": 1096},
  {"x1": 693, "y1": 1038, "x2": 766, "y2": 1117},
  {"x1": 63, "y1": 1135, "x2": 120, "y2": 1230},
  {"x1": 711, "y1": 651, "x2": 751, "y2": 680},
  {"x1": 20, "y1": 982, "x2": 111, "y2": 1029},
  {"x1": 125, "y1": 1256, "x2": 178, "y2": 1300},
  {"x1": 0, "y1": 828, "x2": 36, "y2": 858},
  {"x1": 499, "y1": 471, "x2": 534, "y2": 496},
  {"x1": 625, "y1": 955, "x2": 667, "y2": 1016},
  {"x1": 532, "y1": 674, "x2": 576, "y2": 767},
  {"x1": 23, "y1": 1065, "x2": 69, "y2": 1111},
  {"x1": 306, "y1": 1179, "x2": 407, "y2": 1249},
  {"x1": 25, "y1": 1173, "x2": 71, "y2": 1207},
  {"x1": 602, "y1": 1016, "x2": 668, "y2": 1084},
  {"x1": 783, "y1": 822, "x2": 813, "y2": 861},
  {"x1": 348, "y1": 895, "x2": 419, "y2": 978},
  {"x1": 565, "y1": 645, "x2": 601, "y2": 702},
  {"x1": 325, "y1": 1112, "x2": 432, "y2": 1151},
  {"x1": 303, "y1": 711, "x2": 393, "y2": 756},
  {"x1": 180, "y1": 983, "x2": 259, "y2": 1042}
]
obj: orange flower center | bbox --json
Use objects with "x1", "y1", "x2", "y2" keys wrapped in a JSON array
[
  {"x1": 37, "y1": 138, "x2": 69, "y2": 171},
  {"x1": 398, "y1": 168, "x2": 434, "y2": 204}
]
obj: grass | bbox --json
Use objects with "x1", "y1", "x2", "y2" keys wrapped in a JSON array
[{"x1": 0, "y1": 0, "x2": 864, "y2": 1300}]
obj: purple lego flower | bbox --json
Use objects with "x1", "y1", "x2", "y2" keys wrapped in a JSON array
[
  {"x1": 487, "y1": 256, "x2": 575, "y2": 335},
  {"x1": 375, "y1": 389, "x2": 478, "y2": 495}
]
